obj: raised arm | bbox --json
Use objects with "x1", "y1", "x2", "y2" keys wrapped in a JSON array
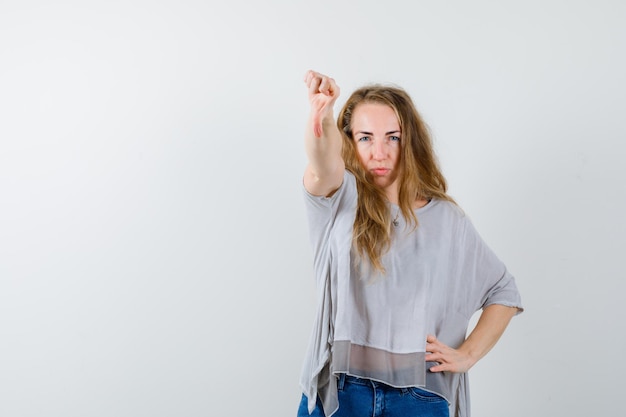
[{"x1": 303, "y1": 70, "x2": 345, "y2": 197}]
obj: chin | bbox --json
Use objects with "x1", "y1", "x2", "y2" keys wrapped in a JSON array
[{"x1": 373, "y1": 180, "x2": 391, "y2": 189}]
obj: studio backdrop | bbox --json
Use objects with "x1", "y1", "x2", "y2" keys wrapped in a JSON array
[{"x1": 1, "y1": 1, "x2": 625, "y2": 416}]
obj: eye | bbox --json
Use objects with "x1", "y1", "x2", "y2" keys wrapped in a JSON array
[
  {"x1": 357, "y1": 136, "x2": 371, "y2": 142},
  {"x1": 389, "y1": 135, "x2": 401, "y2": 142}
]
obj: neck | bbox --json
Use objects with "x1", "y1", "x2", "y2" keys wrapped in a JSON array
[{"x1": 384, "y1": 183, "x2": 400, "y2": 205}]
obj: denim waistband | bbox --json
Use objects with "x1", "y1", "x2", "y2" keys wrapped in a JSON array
[
  {"x1": 337, "y1": 373, "x2": 396, "y2": 389},
  {"x1": 335, "y1": 373, "x2": 449, "y2": 407}
]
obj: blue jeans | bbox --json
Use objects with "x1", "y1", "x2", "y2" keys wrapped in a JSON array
[{"x1": 297, "y1": 374, "x2": 449, "y2": 417}]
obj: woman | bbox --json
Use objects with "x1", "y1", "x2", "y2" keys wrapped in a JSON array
[{"x1": 297, "y1": 70, "x2": 523, "y2": 417}]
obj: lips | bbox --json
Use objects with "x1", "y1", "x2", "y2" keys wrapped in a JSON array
[{"x1": 371, "y1": 168, "x2": 390, "y2": 176}]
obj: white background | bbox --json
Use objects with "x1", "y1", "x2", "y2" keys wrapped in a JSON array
[{"x1": 1, "y1": 1, "x2": 625, "y2": 416}]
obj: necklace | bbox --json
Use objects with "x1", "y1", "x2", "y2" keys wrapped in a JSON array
[{"x1": 392, "y1": 209, "x2": 400, "y2": 227}]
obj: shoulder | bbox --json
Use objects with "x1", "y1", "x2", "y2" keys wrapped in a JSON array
[
  {"x1": 416, "y1": 199, "x2": 474, "y2": 237},
  {"x1": 421, "y1": 198, "x2": 466, "y2": 220}
]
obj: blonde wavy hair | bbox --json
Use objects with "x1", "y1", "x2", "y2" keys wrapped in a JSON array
[{"x1": 337, "y1": 84, "x2": 454, "y2": 273}]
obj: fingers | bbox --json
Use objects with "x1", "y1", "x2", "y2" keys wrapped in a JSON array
[
  {"x1": 425, "y1": 335, "x2": 472, "y2": 373},
  {"x1": 304, "y1": 70, "x2": 339, "y2": 97},
  {"x1": 319, "y1": 76, "x2": 336, "y2": 96},
  {"x1": 304, "y1": 70, "x2": 339, "y2": 138},
  {"x1": 425, "y1": 335, "x2": 438, "y2": 363},
  {"x1": 426, "y1": 334, "x2": 441, "y2": 354},
  {"x1": 308, "y1": 75, "x2": 322, "y2": 98},
  {"x1": 426, "y1": 334, "x2": 447, "y2": 368},
  {"x1": 428, "y1": 362, "x2": 447, "y2": 373}
]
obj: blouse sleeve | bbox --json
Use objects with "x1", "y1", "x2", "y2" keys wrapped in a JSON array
[
  {"x1": 458, "y1": 215, "x2": 524, "y2": 317},
  {"x1": 302, "y1": 171, "x2": 357, "y2": 285}
]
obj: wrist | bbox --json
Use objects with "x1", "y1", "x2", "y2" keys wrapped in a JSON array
[{"x1": 458, "y1": 344, "x2": 481, "y2": 369}]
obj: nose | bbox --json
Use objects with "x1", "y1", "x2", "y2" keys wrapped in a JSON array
[{"x1": 372, "y1": 139, "x2": 386, "y2": 160}]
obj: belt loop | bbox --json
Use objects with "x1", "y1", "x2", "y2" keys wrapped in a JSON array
[{"x1": 337, "y1": 373, "x2": 346, "y2": 390}]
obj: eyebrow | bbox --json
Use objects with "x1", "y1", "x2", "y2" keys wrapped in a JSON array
[{"x1": 355, "y1": 130, "x2": 401, "y2": 135}]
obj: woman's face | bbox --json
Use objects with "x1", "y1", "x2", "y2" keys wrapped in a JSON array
[{"x1": 351, "y1": 102, "x2": 402, "y2": 197}]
